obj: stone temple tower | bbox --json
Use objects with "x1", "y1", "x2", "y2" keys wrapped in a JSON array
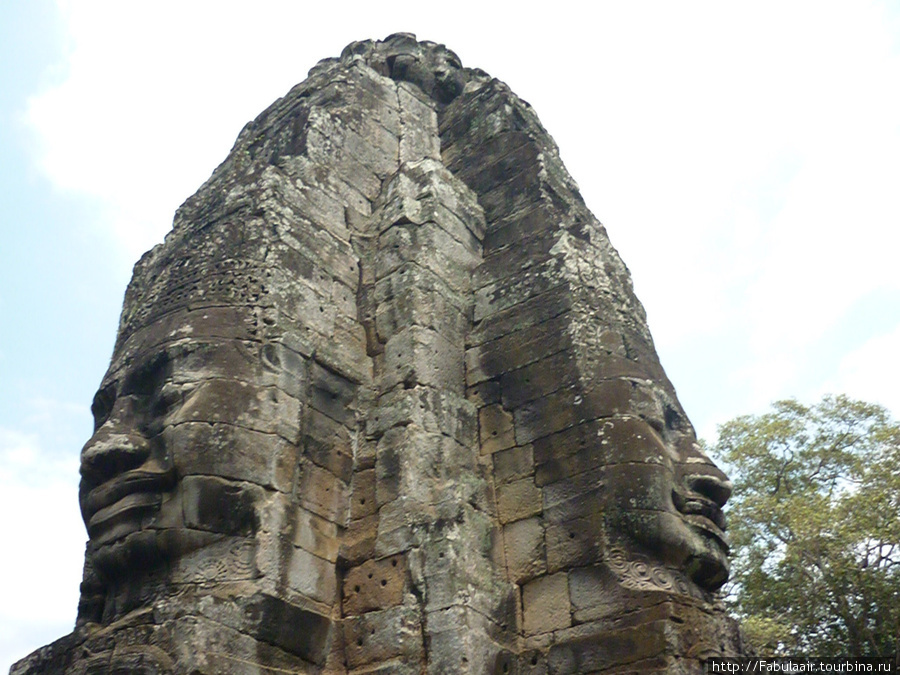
[{"x1": 12, "y1": 33, "x2": 745, "y2": 675}]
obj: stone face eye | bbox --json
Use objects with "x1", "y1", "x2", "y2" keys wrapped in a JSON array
[
  {"x1": 90, "y1": 384, "x2": 116, "y2": 432},
  {"x1": 150, "y1": 383, "x2": 181, "y2": 420}
]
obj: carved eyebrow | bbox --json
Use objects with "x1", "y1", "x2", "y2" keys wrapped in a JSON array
[{"x1": 122, "y1": 352, "x2": 170, "y2": 397}]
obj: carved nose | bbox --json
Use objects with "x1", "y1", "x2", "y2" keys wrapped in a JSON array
[
  {"x1": 684, "y1": 472, "x2": 733, "y2": 508},
  {"x1": 675, "y1": 438, "x2": 733, "y2": 507},
  {"x1": 80, "y1": 430, "x2": 151, "y2": 489}
]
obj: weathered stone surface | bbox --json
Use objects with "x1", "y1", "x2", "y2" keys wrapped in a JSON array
[{"x1": 13, "y1": 33, "x2": 745, "y2": 675}]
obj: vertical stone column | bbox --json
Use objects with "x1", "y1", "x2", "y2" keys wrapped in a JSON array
[{"x1": 340, "y1": 75, "x2": 516, "y2": 674}]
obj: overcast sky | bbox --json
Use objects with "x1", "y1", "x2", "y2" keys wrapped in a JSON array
[{"x1": 2, "y1": 0, "x2": 899, "y2": 669}]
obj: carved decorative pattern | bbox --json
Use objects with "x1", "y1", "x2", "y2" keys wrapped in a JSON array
[
  {"x1": 606, "y1": 547, "x2": 695, "y2": 597},
  {"x1": 125, "y1": 258, "x2": 274, "y2": 335}
]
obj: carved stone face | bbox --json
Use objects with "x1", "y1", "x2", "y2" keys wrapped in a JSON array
[
  {"x1": 79, "y1": 313, "x2": 303, "y2": 583},
  {"x1": 599, "y1": 415, "x2": 732, "y2": 592},
  {"x1": 379, "y1": 34, "x2": 466, "y2": 104},
  {"x1": 522, "y1": 358, "x2": 732, "y2": 593}
]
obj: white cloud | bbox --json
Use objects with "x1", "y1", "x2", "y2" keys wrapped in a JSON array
[
  {"x1": 0, "y1": 426, "x2": 83, "y2": 639},
  {"x1": 827, "y1": 324, "x2": 900, "y2": 416},
  {"x1": 19, "y1": 1, "x2": 900, "y2": 428}
]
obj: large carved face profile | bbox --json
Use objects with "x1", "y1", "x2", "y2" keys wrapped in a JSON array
[
  {"x1": 598, "y1": 403, "x2": 732, "y2": 591},
  {"x1": 79, "y1": 330, "x2": 293, "y2": 582},
  {"x1": 513, "y1": 344, "x2": 733, "y2": 595},
  {"x1": 76, "y1": 248, "x2": 315, "y2": 614}
]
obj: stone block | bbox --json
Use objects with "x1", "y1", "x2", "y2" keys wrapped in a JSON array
[
  {"x1": 297, "y1": 460, "x2": 349, "y2": 525},
  {"x1": 376, "y1": 158, "x2": 484, "y2": 247},
  {"x1": 246, "y1": 593, "x2": 334, "y2": 666},
  {"x1": 381, "y1": 326, "x2": 464, "y2": 393},
  {"x1": 260, "y1": 340, "x2": 309, "y2": 400},
  {"x1": 512, "y1": 389, "x2": 582, "y2": 445},
  {"x1": 310, "y1": 360, "x2": 358, "y2": 425},
  {"x1": 468, "y1": 284, "x2": 572, "y2": 347},
  {"x1": 453, "y1": 137, "x2": 541, "y2": 208},
  {"x1": 466, "y1": 317, "x2": 572, "y2": 386},
  {"x1": 293, "y1": 505, "x2": 341, "y2": 563},
  {"x1": 341, "y1": 604, "x2": 424, "y2": 669},
  {"x1": 398, "y1": 83, "x2": 440, "y2": 163},
  {"x1": 366, "y1": 385, "x2": 477, "y2": 448},
  {"x1": 466, "y1": 378, "x2": 500, "y2": 407},
  {"x1": 499, "y1": 350, "x2": 581, "y2": 410},
  {"x1": 375, "y1": 426, "x2": 404, "y2": 506},
  {"x1": 304, "y1": 408, "x2": 354, "y2": 483},
  {"x1": 492, "y1": 444, "x2": 534, "y2": 485},
  {"x1": 473, "y1": 257, "x2": 566, "y2": 324},
  {"x1": 166, "y1": 423, "x2": 298, "y2": 493},
  {"x1": 479, "y1": 403, "x2": 516, "y2": 455},
  {"x1": 269, "y1": 269, "x2": 338, "y2": 337},
  {"x1": 168, "y1": 535, "x2": 257, "y2": 585},
  {"x1": 533, "y1": 417, "x2": 674, "y2": 487},
  {"x1": 546, "y1": 621, "x2": 669, "y2": 674},
  {"x1": 267, "y1": 216, "x2": 359, "y2": 289},
  {"x1": 503, "y1": 517, "x2": 546, "y2": 584},
  {"x1": 374, "y1": 267, "x2": 470, "y2": 344},
  {"x1": 522, "y1": 573, "x2": 571, "y2": 635},
  {"x1": 182, "y1": 475, "x2": 263, "y2": 537},
  {"x1": 350, "y1": 468, "x2": 377, "y2": 520},
  {"x1": 496, "y1": 477, "x2": 542, "y2": 524},
  {"x1": 544, "y1": 515, "x2": 606, "y2": 574},
  {"x1": 342, "y1": 554, "x2": 408, "y2": 615},
  {"x1": 171, "y1": 378, "x2": 302, "y2": 444},
  {"x1": 376, "y1": 220, "x2": 476, "y2": 294},
  {"x1": 286, "y1": 544, "x2": 337, "y2": 606},
  {"x1": 426, "y1": 606, "x2": 506, "y2": 675},
  {"x1": 340, "y1": 514, "x2": 378, "y2": 565},
  {"x1": 566, "y1": 564, "x2": 625, "y2": 624}
]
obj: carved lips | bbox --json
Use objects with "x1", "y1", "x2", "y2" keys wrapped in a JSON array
[
  {"x1": 83, "y1": 468, "x2": 174, "y2": 546},
  {"x1": 672, "y1": 487, "x2": 729, "y2": 551}
]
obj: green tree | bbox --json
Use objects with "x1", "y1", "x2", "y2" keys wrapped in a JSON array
[{"x1": 712, "y1": 395, "x2": 900, "y2": 658}]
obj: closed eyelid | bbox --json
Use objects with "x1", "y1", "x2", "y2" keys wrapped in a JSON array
[
  {"x1": 91, "y1": 384, "x2": 117, "y2": 430},
  {"x1": 122, "y1": 353, "x2": 171, "y2": 397}
]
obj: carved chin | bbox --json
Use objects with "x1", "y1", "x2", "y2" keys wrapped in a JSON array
[
  {"x1": 616, "y1": 510, "x2": 731, "y2": 593},
  {"x1": 90, "y1": 529, "x2": 168, "y2": 581},
  {"x1": 90, "y1": 528, "x2": 221, "y2": 582},
  {"x1": 683, "y1": 532, "x2": 731, "y2": 591}
]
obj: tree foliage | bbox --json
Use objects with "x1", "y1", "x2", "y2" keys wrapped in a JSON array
[{"x1": 712, "y1": 395, "x2": 900, "y2": 658}]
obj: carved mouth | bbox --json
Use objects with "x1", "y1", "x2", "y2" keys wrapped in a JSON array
[
  {"x1": 672, "y1": 489, "x2": 729, "y2": 551},
  {"x1": 84, "y1": 470, "x2": 174, "y2": 544}
]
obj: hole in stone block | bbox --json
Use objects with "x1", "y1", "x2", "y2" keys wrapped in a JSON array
[
  {"x1": 381, "y1": 579, "x2": 387, "y2": 586},
  {"x1": 531, "y1": 656, "x2": 538, "y2": 665},
  {"x1": 354, "y1": 585, "x2": 360, "y2": 592},
  {"x1": 391, "y1": 559, "x2": 398, "y2": 567},
  {"x1": 357, "y1": 637, "x2": 363, "y2": 646}
]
